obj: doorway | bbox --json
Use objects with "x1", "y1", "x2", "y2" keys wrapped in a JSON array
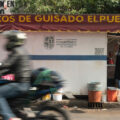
[{"x1": 107, "y1": 33, "x2": 120, "y2": 87}]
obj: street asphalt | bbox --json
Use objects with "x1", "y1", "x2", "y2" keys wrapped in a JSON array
[{"x1": 69, "y1": 108, "x2": 120, "y2": 120}]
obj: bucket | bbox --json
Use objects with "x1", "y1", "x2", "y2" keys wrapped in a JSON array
[
  {"x1": 88, "y1": 91, "x2": 102, "y2": 102},
  {"x1": 117, "y1": 89, "x2": 120, "y2": 102},
  {"x1": 107, "y1": 87, "x2": 118, "y2": 102},
  {"x1": 42, "y1": 94, "x2": 51, "y2": 101},
  {"x1": 53, "y1": 93, "x2": 62, "y2": 101},
  {"x1": 88, "y1": 82, "x2": 102, "y2": 102}
]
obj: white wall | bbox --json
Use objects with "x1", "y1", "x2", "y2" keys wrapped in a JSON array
[
  {"x1": 0, "y1": 32, "x2": 107, "y2": 95},
  {"x1": 26, "y1": 32, "x2": 107, "y2": 95}
]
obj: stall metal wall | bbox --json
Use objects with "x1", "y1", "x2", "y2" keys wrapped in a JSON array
[{"x1": 0, "y1": 32, "x2": 107, "y2": 95}]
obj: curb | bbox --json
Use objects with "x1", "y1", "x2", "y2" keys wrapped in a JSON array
[{"x1": 39, "y1": 100, "x2": 120, "y2": 109}]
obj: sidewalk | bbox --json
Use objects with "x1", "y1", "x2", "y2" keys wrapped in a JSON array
[{"x1": 43, "y1": 99, "x2": 120, "y2": 109}]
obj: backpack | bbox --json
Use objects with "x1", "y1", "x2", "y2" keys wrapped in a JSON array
[{"x1": 31, "y1": 68, "x2": 63, "y2": 88}]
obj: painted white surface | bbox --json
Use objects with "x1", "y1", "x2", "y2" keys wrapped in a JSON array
[
  {"x1": 26, "y1": 32, "x2": 107, "y2": 95},
  {"x1": 0, "y1": 32, "x2": 107, "y2": 95},
  {"x1": 0, "y1": 35, "x2": 8, "y2": 61},
  {"x1": 32, "y1": 60, "x2": 107, "y2": 95},
  {"x1": 26, "y1": 32, "x2": 107, "y2": 55}
]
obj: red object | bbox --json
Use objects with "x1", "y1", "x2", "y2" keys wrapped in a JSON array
[
  {"x1": 0, "y1": 15, "x2": 120, "y2": 32},
  {"x1": 1, "y1": 74, "x2": 15, "y2": 81},
  {"x1": 88, "y1": 91, "x2": 102, "y2": 102},
  {"x1": 109, "y1": 58, "x2": 114, "y2": 64},
  {"x1": 107, "y1": 89, "x2": 118, "y2": 102}
]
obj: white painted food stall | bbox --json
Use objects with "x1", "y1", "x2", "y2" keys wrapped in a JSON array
[{"x1": 0, "y1": 32, "x2": 107, "y2": 95}]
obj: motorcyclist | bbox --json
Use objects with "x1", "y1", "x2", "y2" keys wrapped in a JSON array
[{"x1": 0, "y1": 30, "x2": 32, "y2": 120}]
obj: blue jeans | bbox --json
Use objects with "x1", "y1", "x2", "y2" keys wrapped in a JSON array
[{"x1": 0, "y1": 82, "x2": 30, "y2": 120}]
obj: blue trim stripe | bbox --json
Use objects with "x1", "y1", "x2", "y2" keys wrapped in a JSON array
[{"x1": 30, "y1": 55, "x2": 107, "y2": 61}]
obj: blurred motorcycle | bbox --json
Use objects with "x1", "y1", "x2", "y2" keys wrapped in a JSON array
[{"x1": 0, "y1": 68, "x2": 70, "y2": 120}]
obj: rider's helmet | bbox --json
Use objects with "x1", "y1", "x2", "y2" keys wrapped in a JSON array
[{"x1": 3, "y1": 30, "x2": 27, "y2": 51}]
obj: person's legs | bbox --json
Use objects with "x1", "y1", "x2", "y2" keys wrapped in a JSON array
[
  {"x1": 0, "y1": 97, "x2": 16, "y2": 120},
  {"x1": 0, "y1": 83, "x2": 30, "y2": 98},
  {"x1": 0, "y1": 82, "x2": 30, "y2": 120}
]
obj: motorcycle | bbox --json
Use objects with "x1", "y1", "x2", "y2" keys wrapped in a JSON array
[{"x1": 0, "y1": 68, "x2": 70, "y2": 120}]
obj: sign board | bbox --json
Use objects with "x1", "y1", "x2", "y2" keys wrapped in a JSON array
[
  {"x1": 0, "y1": 15, "x2": 120, "y2": 32},
  {"x1": 0, "y1": 0, "x2": 15, "y2": 14}
]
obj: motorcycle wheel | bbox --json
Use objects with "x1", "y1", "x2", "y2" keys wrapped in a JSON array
[{"x1": 36, "y1": 105, "x2": 70, "y2": 120}]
